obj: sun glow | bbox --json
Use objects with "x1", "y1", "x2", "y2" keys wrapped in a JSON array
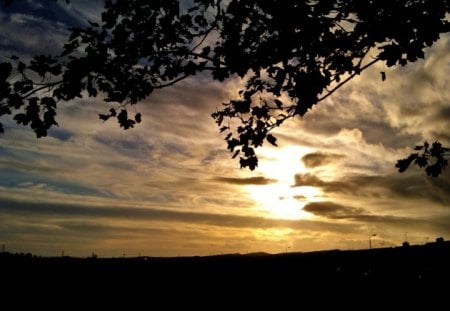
[{"x1": 246, "y1": 146, "x2": 323, "y2": 220}]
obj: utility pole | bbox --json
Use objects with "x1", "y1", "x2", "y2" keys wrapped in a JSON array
[{"x1": 369, "y1": 234, "x2": 377, "y2": 250}]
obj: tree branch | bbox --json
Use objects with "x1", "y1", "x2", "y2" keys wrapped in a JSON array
[
  {"x1": 318, "y1": 58, "x2": 380, "y2": 103},
  {"x1": 22, "y1": 80, "x2": 63, "y2": 100},
  {"x1": 154, "y1": 74, "x2": 189, "y2": 89}
]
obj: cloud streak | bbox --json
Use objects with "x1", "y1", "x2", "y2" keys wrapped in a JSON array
[
  {"x1": 294, "y1": 173, "x2": 450, "y2": 205},
  {"x1": 212, "y1": 176, "x2": 277, "y2": 185},
  {"x1": 0, "y1": 197, "x2": 353, "y2": 232}
]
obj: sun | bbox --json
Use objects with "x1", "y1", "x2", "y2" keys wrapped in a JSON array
[
  {"x1": 245, "y1": 146, "x2": 322, "y2": 220},
  {"x1": 247, "y1": 183, "x2": 320, "y2": 220}
]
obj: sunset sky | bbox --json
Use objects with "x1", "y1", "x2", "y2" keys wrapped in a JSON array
[{"x1": 0, "y1": 1, "x2": 449, "y2": 257}]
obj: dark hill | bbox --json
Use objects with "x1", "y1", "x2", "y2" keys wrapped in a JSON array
[{"x1": 2, "y1": 241, "x2": 449, "y2": 306}]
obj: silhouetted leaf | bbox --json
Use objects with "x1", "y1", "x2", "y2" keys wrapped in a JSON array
[
  {"x1": 267, "y1": 134, "x2": 277, "y2": 146},
  {"x1": 227, "y1": 138, "x2": 240, "y2": 152},
  {"x1": 117, "y1": 109, "x2": 135, "y2": 129},
  {"x1": 88, "y1": 20, "x2": 99, "y2": 27},
  {"x1": 274, "y1": 99, "x2": 283, "y2": 108},
  {"x1": 14, "y1": 113, "x2": 29, "y2": 125},
  {"x1": 415, "y1": 155, "x2": 428, "y2": 168},
  {"x1": 135, "y1": 113, "x2": 142, "y2": 123},
  {"x1": 0, "y1": 62, "x2": 12, "y2": 81},
  {"x1": 240, "y1": 156, "x2": 258, "y2": 170},
  {"x1": 232, "y1": 100, "x2": 250, "y2": 114},
  {"x1": 426, "y1": 164, "x2": 441, "y2": 178},
  {"x1": 395, "y1": 154, "x2": 417, "y2": 173},
  {"x1": 14, "y1": 80, "x2": 33, "y2": 93},
  {"x1": 201, "y1": 46, "x2": 211, "y2": 57},
  {"x1": 99, "y1": 114, "x2": 110, "y2": 121},
  {"x1": 41, "y1": 97, "x2": 56, "y2": 109}
]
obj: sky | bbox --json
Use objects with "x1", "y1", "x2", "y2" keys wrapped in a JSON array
[{"x1": 0, "y1": 1, "x2": 449, "y2": 257}]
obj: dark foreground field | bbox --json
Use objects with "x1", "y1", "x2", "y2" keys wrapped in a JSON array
[{"x1": 2, "y1": 241, "x2": 449, "y2": 306}]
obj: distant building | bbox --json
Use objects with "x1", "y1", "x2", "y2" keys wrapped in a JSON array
[
  {"x1": 402, "y1": 241, "x2": 410, "y2": 247},
  {"x1": 436, "y1": 237, "x2": 444, "y2": 243}
]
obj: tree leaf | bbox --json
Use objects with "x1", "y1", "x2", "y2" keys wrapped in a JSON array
[
  {"x1": 0, "y1": 62, "x2": 12, "y2": 81},
  {"x1": 274, "y1": 99, "x2": 283, "y2": 108},
  {"x1": 267, "y1": 134, "x2": 277, "y2": 146},
  {"x1": 99, "y1": 114, "x2": 110, "y2": 121},
  {"x1": 135, "y1": 112, "x2": 142, "y2": 123}
]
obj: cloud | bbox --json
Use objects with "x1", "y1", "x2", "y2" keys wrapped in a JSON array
[
  {"x1": 301, "y1": 152, "x2": 345, "y2": 168},
  {"x1": 0, "y1": 12, "x2": 71, "y2": 57},
  {"x1": 303, "y1": 202, "x2": 365, "y2": 218},
  {"x1": 302, "y1": 201, "x2": 431, "y2": 228},
  {"x1": 366, "y1": 35, "x2": 450, "y2": 144},
  {"x1": 0, "y1": 197, "x2": 361, "y2": 235},
  {"x1": 213, "y1": 176, "x2": 277, "y2": 185},
  {"x1": 294, "y1": 172, "x2": 450, "y2": 205},
  {"x1": 56, "y1": 0, "x2": 104, "y2": 25}
]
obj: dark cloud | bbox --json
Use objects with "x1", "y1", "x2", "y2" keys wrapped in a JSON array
[
  {"x1": 56, "y1": 221, "x2": 169, "y2": 238},
  {"x1": 47, "y1": 128, "x2": 73, "y2": 141},
  {"x1": 427, "y1": 105, "x2": 450, "y2": 143},
  {"x1": 303, "y1": 201, "x2": 427, "y2": 227},
  {"x1": 293, "y1": 172, "x2": 450, "y2": 205},
  {"x1": 358, "y1": 120, "x2": 420, "y2": 148},
  {"x1": 294, "y1": 173, "x2": 326, "y2": 187},
  {"x1": 303, "y1": 202, "x2": 366, "y2": 219},
  {"x1": 0, "y1": 198, "x2": 358, "y2": 233},
  {"x1": 302, "y1": 152, "x2": 345, "y2": 168},
  {"x1": 213, "y1": 176, "x2": 277, "y2": 185},
  {"x1": 431, "y1": 106, "x2": 450, "y2": 124}
]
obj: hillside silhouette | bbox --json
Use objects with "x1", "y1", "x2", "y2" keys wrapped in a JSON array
[{"x1": 2, "y1": 239, "x2": 449, "y2": 305}]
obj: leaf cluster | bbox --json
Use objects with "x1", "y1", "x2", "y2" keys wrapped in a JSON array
[{"x1": 396, "y1": 141, "x2": 449, "y2": 177}]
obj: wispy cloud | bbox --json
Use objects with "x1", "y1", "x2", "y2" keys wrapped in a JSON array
[{"x1": 213, "y1": 176, "x2": 277, "y2": 185}]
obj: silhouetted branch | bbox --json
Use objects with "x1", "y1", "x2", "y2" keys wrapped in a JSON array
[
  {"x1": 154, "y1": 74, "x2": 189, "y2": 89},
  {"x1": 318, "y1": 58, "x2": 380, "y2": 103},
  {"x1": 22, "y1": 81, "x2": 63, "y2": 100}
]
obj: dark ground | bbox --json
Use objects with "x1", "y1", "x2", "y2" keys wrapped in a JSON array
[{"x1": 2, "y1": 241, "x2": 449, "y2": 307}]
